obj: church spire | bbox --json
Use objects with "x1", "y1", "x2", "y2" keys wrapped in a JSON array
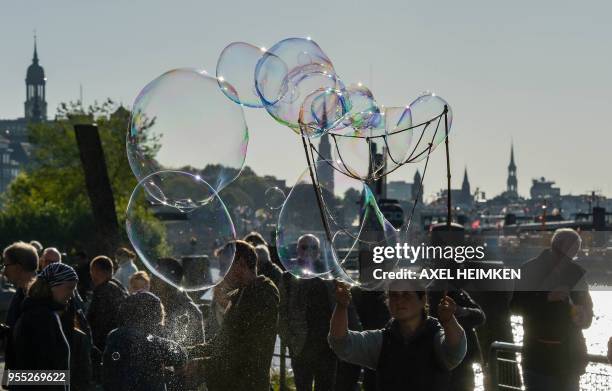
[
  {"x1": 25, "y1": 32, "x2": 47, "y2": 122},
  {"x1": 462, "y1": 166, "x2": 469, "y2": 190},
  {"x1": 506, "y1": 143, "x2": 518, "y2": 196},
  {"x1": 33, "y1": 33, "x2": 39, "y2": 63},
  {"x1": 412, "y1": 169, "x2": 423, "y2": 204},
  {"x1": 461, "y1": 166, "x2": 471, "y2": 202}
]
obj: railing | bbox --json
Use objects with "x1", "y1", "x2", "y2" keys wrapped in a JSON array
[{"x1": 489, "y1": 341, "x2": 611, "y2": 391}]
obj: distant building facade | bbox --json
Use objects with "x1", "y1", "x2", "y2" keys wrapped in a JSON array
[
  {"x1": 530, "y1": 177, "x2": 561, "y2": 199},
  {"x1": 317, "y1": 133, "x2": 334, "y2": 194},
  {"x1": 387, "y1": 181, "x2": 413, "y2": 202},
  {"x1": 0, "y1": 37, "x2": 46, "y2": 194}
]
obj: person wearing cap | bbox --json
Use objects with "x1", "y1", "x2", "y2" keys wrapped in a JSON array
[
  {"x1": 149, "y1": 257, "x2": 204, "y2": 347},
  {"x1": 102, "y1": 291, "x2": 187, "y2": 391},
  {"x1": 328, "y1": 280, "x2": 467, "y2": 391},
  {"x1": 12, "y1": 263, "x2": 79, "y2": 390},
  {"x1": 511, "y1": 228, "x2": 593, "y2": 391},
  {"x1": 1, "y1": 242, "x2": 39, "y2": 378}
]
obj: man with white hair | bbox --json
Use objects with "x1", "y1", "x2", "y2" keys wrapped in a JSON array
[
  {"x1": 39, "y1": 247, "x2": 62, "y2": 270},
  {"x1": 511, "y1": 228, "x2": 593, "y2": 391},
  {"x1": 275, "y1": 234, "x2": 339, "y2": 391}
]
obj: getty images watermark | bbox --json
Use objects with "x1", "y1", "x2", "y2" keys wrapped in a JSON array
[{"x1": 370, "y1": 243, "x2": 521, "y2": 281}]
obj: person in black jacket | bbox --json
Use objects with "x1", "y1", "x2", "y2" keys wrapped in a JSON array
[
  {"x1": 87, "y1": 255, "x2": 128, "y2": 352},
  {"x1": 74, "y1": 251, "x2": 93, "y2": 300},
  {"x1": 1, "y1": 242, "x2": 38, "y2": 377},
  {"x1": 329, "y1": 280, "x2": 467, "y2": 391},
  {"x1": 12, "y1": 263, "x2": 79, "y2": 391},
  {"x1": 511, "y1": 228, "x2": 592, "y2": 391},
  {"x1": 187, "y1": 241, "x2": 280, "y2": 391},
  {"x1": 103, "y1": 291, "x2": 187, "y2": 391}
]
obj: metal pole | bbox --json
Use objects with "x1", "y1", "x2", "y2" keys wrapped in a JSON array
[
  {"x1": 488, "y1": 342, "x2": 499, "y2": 391},
  {"x1": 444, "y1": 107, "x2": 452, "y2": 228},
  {"x1": 300, "y1": 129, "x2": 333, "y2": 243},
  {"x1": 279, "y1": 341, "x2": 287, "y2": 391}
]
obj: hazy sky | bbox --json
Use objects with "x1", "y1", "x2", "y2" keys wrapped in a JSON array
[{"x1": 2, "y1": 0, "x2": 611, "y2": 198}]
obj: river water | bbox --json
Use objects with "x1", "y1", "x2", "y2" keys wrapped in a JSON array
[
  {"x1": 473, "y1": 289, "x2": 612, "y2": 390},
  {"x1": 273, "y1": 289, "x2": 612, "y2": 390}
]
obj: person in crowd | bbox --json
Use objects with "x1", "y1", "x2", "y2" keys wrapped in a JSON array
[
  {"x1": 429, "y1": 284, "x2": 485, "y2": 391},
  {"x1": 350, "y1": 287, "x2": 391, "y2": 391},
  {"x1": 1, "y1": 242, "x2": 38, "y2": 376},
  {"x1": 113, "y1": 247, "x2": 139, "y2": 289},
  {"x1": 33, "y1": 248, "x2": 92, "y2": 388},
  {"x1": 103, "y1": 291, "x2": 187, "y2": 391},
  {"x1": 254, "y1": 237, "x2": 360, "y2": 391},
  {"x1": 205, "y1": 251, "x2": 235, "y2": 341},
  {"x1": 12, "y1": 263, "x2": 79, "y2": 390},
  {"x1": 87, "y1": 255, "x2": 128, "y2": 352},
  {"x1": 29, "y1": 240, "x2": 43, "y2": 257},
  {"x1": 187, "y1": 240, "x2": 279, "y2": 391},
  {"x1": 278, "y1": 234, "x2": 338, "y2": 391},
  {"x1": 333, "y1": 291, "x2": 363, "y2": 391},
  {"x1": 511, "y1": 228, "x2": 593, "y2": 391},
  {"x1": 150, "y1": 258, "x2": 204, "y2": 347},
  {"x1": 40, "y1": 247, "x2": 62, "y2": 270},
  {"x1": 70, "y1": 314, "x2": 95, "y2": 391},
  {"x1": 329, "y1": 280, "x2": 467, "y2": 391},
  {"x1": 427, "y1": 226, "x2": 486, "y2": 391},
  {"x1": 244, "y1": 231, "x2": 268, "y2": 247},
  {"x1": 254, "y1": 244, "x2": 283, "y2": 287},
  {"x1": 128, "y1": 271, "x2": 151, "y2": 294},
  {"x1": 74, "y1": 251, "x2": 93, "y2": 300}
]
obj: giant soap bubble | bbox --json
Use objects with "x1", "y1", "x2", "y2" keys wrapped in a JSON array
[
  {"x1": 126, "y1": 171, "x2": 236, "y2": 291},
  {"x1": 276, "y1": 160, "x2": 368, "y2": 279},
  {"x1": 298, "y1": 88, "x2": 350, "y2": 138},
  {"x1": 340, "y1": 84, "x2": 380, "y2": 130},
  {"x1": 404, "y1": 92, "x2": 452, "y2": 163},
  {"x1": 336, "y1": 187, "x2": 404, "y2": 291},
  {"x1": 329, "y1": 105, "x2": 413, "y2": 180},
  {"x1": 217, "y1": 42, "x2": 270, "y2": 108},
  {"x1": 127, "y1": 68, "x2": 248, "y2": 207},
  {"x1": 255, "y1": 37, "x2": 344, "y2": 134}
]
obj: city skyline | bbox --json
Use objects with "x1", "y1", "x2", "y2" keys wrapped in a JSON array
[{"x1": 1, "y1": 1, "x2": 611, "y2": 198}]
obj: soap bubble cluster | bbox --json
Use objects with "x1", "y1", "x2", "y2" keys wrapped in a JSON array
[{"x1": 126, "y1": 36, "x2": 453, "y2": 290}]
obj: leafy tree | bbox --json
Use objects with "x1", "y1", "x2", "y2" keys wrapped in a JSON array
[
  {"x1": 0, "y1": 100, "x2": 291, "y2": 254},
  {"x1": 0, "y1": 100, "x2": 137, "y2": 253}
]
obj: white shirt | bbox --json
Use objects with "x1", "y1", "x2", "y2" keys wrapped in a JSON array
[{"x1": 113, "y1": 260, "x2": 138, "y2": 288}]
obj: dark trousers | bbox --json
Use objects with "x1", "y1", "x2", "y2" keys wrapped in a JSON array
[
  {"x1": 523, "y1": 369, "x2": 579, "y2": 391},
  {"x1": 449, "y1": 361, "x2": 475, "y2": 391},
  {"x1": 362, "y1": 369, "x2": 377, "y2": 391},
  {"x1": 292, "y1": 351, "x2": 337, "y2": 391},
  {"x1": 334, "y1": 361, "x2": 361, "y2": 391}
]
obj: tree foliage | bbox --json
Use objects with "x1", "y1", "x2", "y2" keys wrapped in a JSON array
[{"x1": 0, "y1": 100, "x2": 136, "y2": 252}]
